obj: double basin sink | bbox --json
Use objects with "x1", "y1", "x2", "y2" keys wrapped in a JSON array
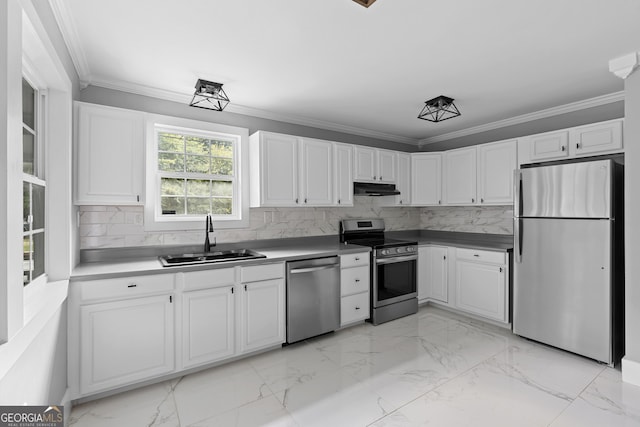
[{"x1": 159, "y1": 249, "x2": 266, "y2": 267}]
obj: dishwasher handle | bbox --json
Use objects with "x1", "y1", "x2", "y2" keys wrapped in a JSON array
[{"x1": 289, "y1": 264, "x2": 339, "y2": 274}]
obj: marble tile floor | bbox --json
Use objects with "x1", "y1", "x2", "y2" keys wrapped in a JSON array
[{"x1": 69, "y1": 306, "x2": 640, "y2": 427}]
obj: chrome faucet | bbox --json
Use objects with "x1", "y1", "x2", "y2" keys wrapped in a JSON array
[{"x1": 204, "y1": 214, "x2": 215, "y2": 252}]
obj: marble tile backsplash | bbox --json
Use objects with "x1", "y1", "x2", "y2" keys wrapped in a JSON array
[
  {"x1": 78, "y1": 198, "x2": 421, "y2": 249},
  {"x1": 420, "y1": 205, "x2": 513, "y2": 235},
  {"x1": 79, "y1": 201, "x2": 514, "y2": 249}
]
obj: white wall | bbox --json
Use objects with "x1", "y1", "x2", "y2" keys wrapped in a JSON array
[{"x1": 623, "y1": 66, "x2": 640, "y2": 385}]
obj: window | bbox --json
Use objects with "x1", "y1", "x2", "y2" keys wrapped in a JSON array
[
  {"x1": 145, "y1": 117, "x2": 249, "y2": 231},
  {"x1": 22, "y1": 78, "x2": 46, "y2": 286}
]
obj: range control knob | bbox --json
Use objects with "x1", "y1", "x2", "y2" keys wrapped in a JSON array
[
  {"x1": 407, "y1": 247, "x2": 416, "y2": 252},
  {"x1": 381, "y1": 249, "x2": 390, "y2": 256}
]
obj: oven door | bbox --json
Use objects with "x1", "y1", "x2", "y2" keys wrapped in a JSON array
[{"x1": 373, "y1": 254, "x2": 417, "y2": 308}]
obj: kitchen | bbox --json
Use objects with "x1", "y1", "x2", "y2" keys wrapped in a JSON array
[{"x1": 2, "y1": 0, "x2": 640, "y2": 426}]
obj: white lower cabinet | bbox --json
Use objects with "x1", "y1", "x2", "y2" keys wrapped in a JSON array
[
  {"x1": 71, "y1": 262, "x2": 286, "y2": 399},
  {"x1": 182, "y1": 286, "x2": 235, "y2": 369},
  {"x1": 418, "y1": 246, "x2": 449, "y2": 304},
  {"x1": 238, "y1": 263, "x2": 286, "y2": 353},
  {"x1": 454, "y1": 248, "x2": 508, "y2": 323},
  {"x1": 418, "y1": 246, "x2": 509, "y2": 324},
  {"x1": 79, "y1": 294, "x2": 175, "y2": 395},
  {"x1": 238, "y1": 278, "x2": 286, "y2": 353},
  {"x1": 339, "y1": 252, "x2": 370, "y2": 326}
]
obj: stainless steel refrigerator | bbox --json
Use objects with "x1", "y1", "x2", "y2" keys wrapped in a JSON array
[{"x1": 513, "y1": 157, "x2": 624, "y2": 365}]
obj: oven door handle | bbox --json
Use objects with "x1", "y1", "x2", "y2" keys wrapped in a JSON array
[{"x1": 375, "y1": 255, "x2": 418, "y2": 265}]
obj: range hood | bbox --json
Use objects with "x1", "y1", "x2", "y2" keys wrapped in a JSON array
[{"x1": 353, "y1": 182, "x2": 401, "y2": 196}]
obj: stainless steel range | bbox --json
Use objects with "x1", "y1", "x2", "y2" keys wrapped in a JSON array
[{"x1": 340, "y1": 219, "x2": 418, "y2": 325}]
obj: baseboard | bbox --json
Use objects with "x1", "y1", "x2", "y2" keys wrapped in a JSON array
[
  {"x1": 622, "y1": 357, "x2": 640, "y2": 387},
  {"x1": 61, "y1": 388, "x2": 72, "y2": 427}
]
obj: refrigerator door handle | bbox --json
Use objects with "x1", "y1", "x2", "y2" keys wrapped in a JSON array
[
  {"x1": 514, "y1": 169, "x2": 523, "y2": 218},
  {"x1": 514, "y1": 217, "x2": 522, "y2": 263}
]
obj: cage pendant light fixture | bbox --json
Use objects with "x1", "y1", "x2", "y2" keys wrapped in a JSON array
[
  {"x1": 353, "y1": 0, "x2": 377, "y2": 7},
  {"x1": 189, "y1": 79, "x2": 230, "y2": 111},
  {"x1": 417, "y1": 95, "x2": 461, "y2": 122}
]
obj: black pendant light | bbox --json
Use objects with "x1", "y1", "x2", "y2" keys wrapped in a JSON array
[
  {"x1": 417, "y1": 95, "x2": 461, "y2": 122},
  {"x1": 353, "y1": 0, "x2": 377, "y2": 7},
  {"x1": 189, "y1": 79, "x2": 230, "y2": 111}
]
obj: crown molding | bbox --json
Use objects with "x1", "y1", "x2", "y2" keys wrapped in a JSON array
[
  {"x1": 609, "y1": 52, "x2": 639, "y2": 79},
  {"x1": 418, "y1": 91, "x2": 625, "y2": 145},
  {"x1": 88, "y1": 78, "x2": 420, "y2": 145},
  {"x1": 48, "y1": 0, "x2": 91, "y2": 84}
]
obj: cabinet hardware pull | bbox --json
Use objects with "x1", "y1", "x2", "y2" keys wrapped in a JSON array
[
  {"x1": 399, "y1": 200, "x2": 402, "y2": 204},
  {"x1": 304, "y1": 198, "x2": 307, "y2": 203},
  {"x1": 481, "y1": 198, "x2": 484, "y2": 203},
  {"x1": 499, "y1": 267, "x2": 503, "y2": 273},
  {"x1": 355, "y1": 306, "x2": 360, "y2": 310},
  {"x1": 127, "y1": 283, "x2": 137, "y2": 288},
  {"x1": 169, "y1": 295, "x2": 172, "y2": 303},
  {"x1": 338, "y1": 199, "x2": 341, "y2": 204},
  {"x1": 576, "y1": 143, "x2": 580, "y2": 149},
  {"x1": 438, "y1": 200, "x2": 442, "y2": 204},
  {"x1": 443, "y1": 256, "x2": 446, "y2": 260},
  {"x1": 295, "y1": 198, "x2": 299, "y2": 204},
  {"x1": 373, "y1": 176, "x2": 377, "y2": 180},
  {"x1": 136, "y1": 195, "x2": 140, "y2": 202},
  {"x1": 355, "y1": 257, "x2": 360, "y2": 261},
  {"x1": 231, "y1": 287, "x2": 234, "y2": 294},
  {"x1": 244, "y1": 284, "x2": 247, "y2": 291},
  {"x1": 474, "y1": 254, "x2": 480, "y2": 257},
  {"x1": 355, "y1": 279, "x2": 360, "y2": 282},
  {"x1": 471, "y1": 198, "x2": 475, "y2": 203},
  {"x1": 561, "y1": 145, "x2": 566, "y2": 151},
  {"x1": 379, "y1": 176, "x2": 382, "y2": 181}
]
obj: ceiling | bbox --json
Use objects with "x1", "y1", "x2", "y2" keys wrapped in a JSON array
[{"x1": 50, "y1": 0, "x2": 640, "y2": 145}]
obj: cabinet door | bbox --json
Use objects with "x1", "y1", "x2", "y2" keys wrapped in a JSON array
[
  {"x1": 260, "y1": 133, "x2": 299, "y2": 206},
  {"x1": 396, "y1": 153, "x2": 411, "y2": 205},
  {"x1": 455, "y1": 260, "x2": 506, "y2": 322},
  {"x1": 477, "y1": 140, "x2": 517, "y2": 205},
  {"x1": 571, "y1": 120, "x2": 623, "y2": 156},
  {"x1": 80, "y1": 294, "x2": 174, "y2": 394},
  {"x1": 444, "y1": 147, "x2": 477, "y2": 205},
  {"x1": 182, "y1": 286, "x2": 235, "y2": 369},
  {"x1": 526, "y1": 130, "x2": 569, "y2": 162},
  {"x1": 428, "y1": 246, "x2": 449, "y2": 303},
  {"x1": 238, "y1": 279, "x2": 285, "y2": 353},
  {"x1": 334, "y1": 143, "x2": 354, "y2": 206},
  {"x1": 300, "y1": 139, "x2": 333, "y2": 206},
  {"x1": 75, "y1": 103, "x2": 144, "y2": 205},
  {"x1": 377, "y1": 149, "x2": 396, "y2": 183},
  {"x1": 353, "y1": 146, "x2": 377, "y2": 181},
  {"x1": 411, "y1": 153, "x2": 442, "y2": 205}
]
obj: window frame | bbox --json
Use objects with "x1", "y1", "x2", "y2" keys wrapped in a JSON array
[
  {"x1": 21, "y1": 74, "x2": 47, "y2": 288},
  {"x1": 144, "y1": 114, "x2": 250, "y2": 231}
]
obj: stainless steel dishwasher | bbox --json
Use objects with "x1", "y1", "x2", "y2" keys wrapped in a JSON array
[{"x1": 286, "y1": 256, "x2": 340, "y2": 344}]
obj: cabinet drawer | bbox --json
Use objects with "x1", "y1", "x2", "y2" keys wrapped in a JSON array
[
  {"x1": 340, "y1": 252, "x2": 369, "y2": 269},
  {"x1": 456, "y1": 248, "x2": 506, "y2": 265},
  {"x1": 341, "y1": 266, "x2": 370, "y2": 296},
  {"x1": 182, "y1": 267, "x2": 235, "y2": 291},
  {"x1": 79, "y1": 274, "x2": 175, "y2": 302},
  {"x1": 241, "y1": 262, "x2": 284, "y2": 283},
  {"x1": 341, "y1": 292, "x2": 369, "y2": 325}
]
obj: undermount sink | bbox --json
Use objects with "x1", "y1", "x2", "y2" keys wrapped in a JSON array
[{"x1": 159, "y1": 249, "x2": 266, "y2": 267}]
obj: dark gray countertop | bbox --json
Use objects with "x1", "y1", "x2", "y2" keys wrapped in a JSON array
[
  {"x1": 72, "y1": 236, "x2": 370, "y2": 280},
  {"x1": 72, "y1": 231, "x2": 513, "y2": 281},
  {"x1": 387, "y1": 230, "x2": 513, "y2": 251}
]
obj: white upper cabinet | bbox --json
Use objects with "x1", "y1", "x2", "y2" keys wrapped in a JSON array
[
  {"x1": 523, "y1": 130, "x2": 570, "y2": 163},
  {"x1": 518, "y1": 119, "x2": 623, "y2": 165},
  {"x1": 477, "y1": 139, "x2": 517, "y2": 205},
  {"x1": 75, "y1": 102, "x2": 144, "y2": 205},
  {"x1": 250, "y1": 131, "x2": 298, "y2": 207},
  {"x1": 353, "y1": 146, "x2": 396, "y2": 183},
  {"x1": 570, "y1": 119, "x2": 623, "y2": 156},
  {"x1": 299, "y1": 138, "x2": 333, "y2": 206},
  {"x1": 411, "y1": 153, "x2": 442, "y2": 205},
  {"x1": 249, "y1": 132, "x2": 333, "y2": 207},
  {"x1": 334, "y1": 143, "x2": 354, "y2": 206},
  {"x1": 395, "y1": 153, "x2": 411, "y2": 205},
  {"x1": 444, "y1": 147, "x2": 477, "y2": 205}
]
